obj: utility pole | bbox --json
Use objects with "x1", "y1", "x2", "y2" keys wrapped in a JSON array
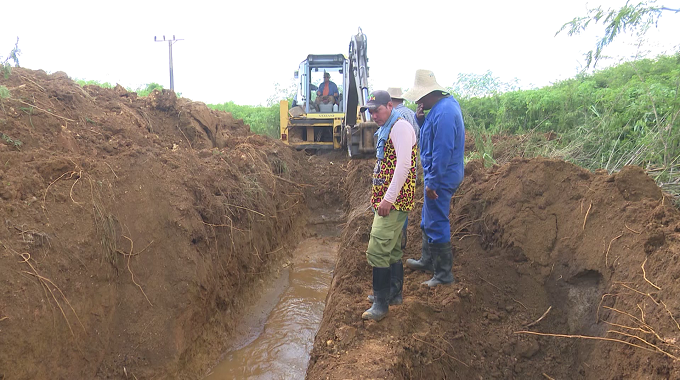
[{"x1": 154, "y1": 35, "x2": 183, "y2": 91}]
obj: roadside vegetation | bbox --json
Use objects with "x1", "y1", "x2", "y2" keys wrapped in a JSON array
[
  {"x1": 451, "y1": 53, "x2": 680, "y2": 200},
  {"x1": 206, "y1": 102, "x2": 280, "y2": 138},
  {"x1": 207, "y1": 82, "x2": 295, "y2": 138}
]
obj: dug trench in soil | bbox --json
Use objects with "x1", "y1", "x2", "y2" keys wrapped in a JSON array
[
  {"x1": 204, "y1": 184, "x2": 344, "y2": 379},
  {"x1": 0, "y1": 68, "x2": 344, "y2": 379},
  {"x1": 307, "y1": 158, "x2": 680, "y2": 379}
]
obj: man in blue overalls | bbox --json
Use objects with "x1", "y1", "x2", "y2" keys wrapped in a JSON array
[{"x1": 403, "y1": 70, "x2": 465, "y2": 287}]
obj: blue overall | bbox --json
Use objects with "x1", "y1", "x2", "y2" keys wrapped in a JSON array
[{"x1": 419, "y1": 96, "x2": 465, "y2": 244}]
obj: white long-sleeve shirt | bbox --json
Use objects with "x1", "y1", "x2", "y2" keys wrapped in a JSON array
[{"x1": 383, "y1": 119, "x2": 417, "y2": 204}]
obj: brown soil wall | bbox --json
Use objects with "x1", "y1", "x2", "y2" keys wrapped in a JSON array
[
  {"x1": 0, "y1": 69, "x2": 308, "y2": 379},
  {"x1": 307, "y1": 157, "x2": 680, "y2": 379}
]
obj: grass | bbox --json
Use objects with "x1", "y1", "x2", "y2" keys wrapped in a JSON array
[
  {"x1": 20, "y1": 106, "x2": 35, "y2": 128},
  {"x1": 1, "y1": 132, "x2": 22, "y2": 150},
  {"x1": 207, "y1": 101, "x2": 280, "y2": 138}
]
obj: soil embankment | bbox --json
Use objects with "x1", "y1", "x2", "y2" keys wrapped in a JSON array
[
  {"x1": 308, "y1": 157, "x2": 680, "y2": 379},
  {"x1": 4, "y1": 67, "x2": 680, "y2": 379},
  {"x1": 0, "y1": 68, "x2": 309, "y2": 379}
]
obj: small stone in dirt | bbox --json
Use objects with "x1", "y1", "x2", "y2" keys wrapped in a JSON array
[
  {"x1": 516, "y1": 339, "x2": 540, "y2": 358},
  {"x1": 326, "y1": 339, "x2": 334, "y2": 347},
  {"x1": 335, "y1": 325, "x2": 357, "y2": 343},
  {"x1": 103, "y1": 144, "x2": 114, "y2": 154},
  {"x1": 505, "y1": 305, "x2": 514, "y2": 313}
]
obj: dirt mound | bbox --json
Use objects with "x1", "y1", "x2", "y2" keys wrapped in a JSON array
[
  {"x1": 0, "y1": 68, "x2": 309, "y2": 379},
  {"x1": 1, "y1": 68, "x2": 249, "y2": 156},
  {"x1": 308, "y1": 157, "x2": 680, "y2": 379}
]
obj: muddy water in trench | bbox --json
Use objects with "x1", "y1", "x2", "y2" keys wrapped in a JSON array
[{"x1": 205, "y1": 215, "x2": 340, "y2": 379}]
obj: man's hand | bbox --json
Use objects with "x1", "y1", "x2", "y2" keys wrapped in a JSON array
[
  {"x1": 425, "y1": 186, "x2": 438, "y2": 200},
  {"x1": 416, "y1": 103, "x2": 425, "y2": 120},
  {"x1": 377, "y1": 199, "x2": 392, "y2": 216}
]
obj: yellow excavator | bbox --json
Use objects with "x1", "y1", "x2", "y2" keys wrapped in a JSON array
[{"x1": 279, "y1": 28, "x2": 377, "y2": 157}]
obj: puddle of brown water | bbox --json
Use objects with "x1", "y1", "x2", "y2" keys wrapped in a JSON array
[{"x1": 205, "y1": 237, "x2": 338, "y2": 380}]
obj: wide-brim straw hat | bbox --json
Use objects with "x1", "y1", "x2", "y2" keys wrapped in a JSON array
[
  {"x1": 402, "y1": 69, "x2": 447, "y2": 102},
  {"x1": 386, "y1": 87, "x2": 405, "y2": 100}
]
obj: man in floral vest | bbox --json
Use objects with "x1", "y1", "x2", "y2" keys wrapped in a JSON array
[{"x1": 361, "y1": 90, "x2": 418, "y2": 321}]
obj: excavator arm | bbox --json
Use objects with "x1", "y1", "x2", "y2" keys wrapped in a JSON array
[{"x1": 344, "y1": 27, "x2": 378, "y2": 157}]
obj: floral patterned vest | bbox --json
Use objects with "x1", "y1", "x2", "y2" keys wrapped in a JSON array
[{"x1": 371, "y1": 137, "x2": 417, "y2": 211}]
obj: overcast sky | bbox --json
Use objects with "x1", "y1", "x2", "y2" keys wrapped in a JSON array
[{"x1": 2, "y1": 0, "x2": 678, "y2": 106}]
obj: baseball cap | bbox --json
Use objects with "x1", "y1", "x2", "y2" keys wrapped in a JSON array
[{"x1": 360, "y1": 90, "x2": 391, "y2": 112}]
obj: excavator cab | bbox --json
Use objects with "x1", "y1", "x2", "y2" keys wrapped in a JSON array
[
  {"x1": 281, "y1": 54, "x2": 347, "y2": 150},
  {"x1": 300, "y1": 57, "x2": 345, "y2": 114}
]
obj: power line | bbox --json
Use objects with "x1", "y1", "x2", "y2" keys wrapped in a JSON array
[{"x1": 154, "y1": 35, "x2": 183, "y2": 91}]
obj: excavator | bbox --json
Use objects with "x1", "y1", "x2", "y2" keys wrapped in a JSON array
[{"x1": 279, "y1": 28, "x2": 378, "y2": 157}]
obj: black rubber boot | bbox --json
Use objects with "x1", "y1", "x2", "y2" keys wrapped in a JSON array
[
  {"x1": 367, "y1": 261, "x2": 404, "y2": 305},
  {"x1": 400, "y1": 223, "x2": 408, "y2": 250},
  {"x1": 389, "y1": 260, "x2": 404, "y2": 305},
  {"x1": 405, "y1": 232, "x2": 434, "y2": 273},
  {"x1": 362, "y1": 266, "x2": 391, "y2": 321},
  {"x1": 422, "y1": 241, "x2": 455, "y2": 287}
]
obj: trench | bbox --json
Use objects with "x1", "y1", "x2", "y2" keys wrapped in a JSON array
[{"x1": 204, "y1": 209, "x2": 343, "y2": 379}]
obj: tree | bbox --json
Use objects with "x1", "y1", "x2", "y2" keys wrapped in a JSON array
[
  {"x1": 557, "y1": 1, "x2": 679, "y2": 68},
  {"x1": 447, "y1": 71, "x2": 520, "y2": 99},
  {"x1": 1, "y1": 37, "x2": 21, "y2": 79},
  {"x1": 266, "y1": 80, "x2": 297, "y2": 107}
]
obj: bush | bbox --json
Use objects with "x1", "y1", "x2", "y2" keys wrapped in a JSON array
[
  {"x1": 208, "y1": 102, "x2": 279, "y2": 138},
  {"x1": 135, "y1": 83, "x2": 164, "y2": 97}
]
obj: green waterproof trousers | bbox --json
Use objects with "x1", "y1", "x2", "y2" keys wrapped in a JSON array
[{"x1": 366, "y1": 210, "x2": 409, "y2": 268}]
